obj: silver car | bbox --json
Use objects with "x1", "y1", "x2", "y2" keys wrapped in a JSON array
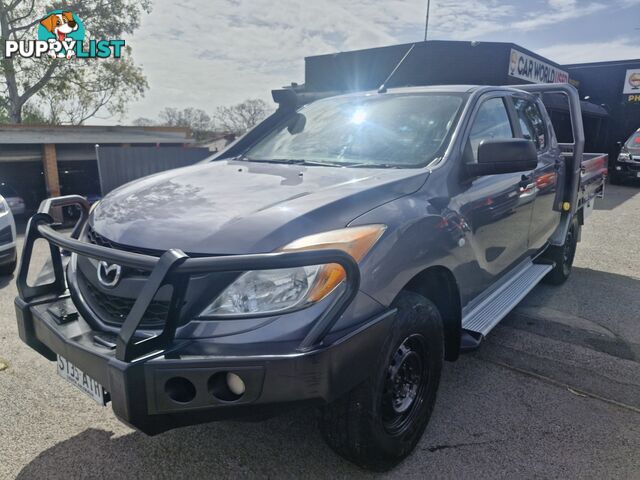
[
  {"x1": 0, "y1": 183, "x2": 26, "y2": 216},
  {"x1": 0, "y1": 194, "x2": 16, "y2": 275}
]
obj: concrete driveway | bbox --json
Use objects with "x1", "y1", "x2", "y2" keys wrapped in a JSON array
[{"x1": 1, "y1": 184, "x2": 639, "y2": 479}]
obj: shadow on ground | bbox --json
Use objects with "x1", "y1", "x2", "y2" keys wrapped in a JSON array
[
  {"x1": 595, "y1": 181, "x2": 639, "y2": 211},
  {"x1": 15, "y1": 410, "x2": 368, "y2": 479}
]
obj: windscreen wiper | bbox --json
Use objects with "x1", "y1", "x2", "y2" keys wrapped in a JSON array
[{"x1": 241, "y1": 157, "x2": 343, "y2": 167}]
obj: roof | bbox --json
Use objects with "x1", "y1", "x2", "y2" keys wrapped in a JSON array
[
  {"x1": 306, "y1": 40, "x2": 564, "y2": 67},
  {"x1": 315, "y1": 85, "x2": 480, "y2": 100},
  {"x1": 0, "y1": 125, "x2": 193, "y2": 144},
  {"x1": 385, "y1": 85, "x2": 478, "y2": 93},
  {"x1": 564, "y1": 58, "x2": 640, "y2": 69}
]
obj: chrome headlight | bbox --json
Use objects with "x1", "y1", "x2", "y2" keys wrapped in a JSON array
[
  {"x1": 0, "y1": 199, "x2": 9, "y2": 217},
  {"x1": 618, "y1": 152, "x2": 631, "y2": 162},
  {"x1": 198, "y1": 225, "x2": 386, "y2": 318}
]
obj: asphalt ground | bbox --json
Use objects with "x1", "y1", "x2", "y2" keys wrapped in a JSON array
[{"x1": 0, "y1": 184, "x2": 639, "y2": 479}]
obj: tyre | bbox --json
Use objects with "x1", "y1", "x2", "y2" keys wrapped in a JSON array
[
  {"x1": 319, "y1": 291, "x2": 444, "y2": 471},
  {"x1": 608, "y1": 171, "x2": 623, "y2": 185},
  {"x1": 542, "y1": 218, "x2": 579, "y2": 285},
  {"x1": 0, "y1": 258, "x2": 16, "y2": 276}
]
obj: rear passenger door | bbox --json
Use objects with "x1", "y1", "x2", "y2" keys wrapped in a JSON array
[{"x1": 512, "y1": 95, "x2": 561, "y2": 251}]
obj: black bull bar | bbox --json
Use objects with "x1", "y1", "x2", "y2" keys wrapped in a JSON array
[{"x1": 17, "y1": 195, "x2": 361, "y2": 362}]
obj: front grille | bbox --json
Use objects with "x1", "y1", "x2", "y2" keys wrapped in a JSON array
[
  {"x1": 85, "y1": 226, "x2": 159, "y2": 276},
  {"x1": 86, "y1": 225, "x2": 163, "y2": 257},
  {"x1": 80, "y1": 226, "x2": 172, "y2": 328},
  {"x1": 82, "y1": 277, "x2": 170, "y2": 328},
  {"x1": 0, "y1": 225, "x2": 12, "y2": 245}
]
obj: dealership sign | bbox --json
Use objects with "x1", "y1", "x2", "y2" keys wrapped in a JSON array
[
  {"x1": 623, "y1": 69, "x2": 640, "y2": 103},
  {"x1": 508, "y1": 48, "x2": 569, "y2": 84}
]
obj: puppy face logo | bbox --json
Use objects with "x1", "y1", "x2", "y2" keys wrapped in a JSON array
[
  {"x1": 37, "y1": 10, "x2": 84, "y2": 44},
  {"x1": 39, "y1": 12, "x2": 78, "y2": 42},
  {"x1": 97, "y1": 261, "x2": 122, "y2": 289}
]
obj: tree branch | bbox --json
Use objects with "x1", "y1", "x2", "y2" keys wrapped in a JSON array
[
  {"x1": 8, "y1": 0, "x2": 36, "y2": 26},
  {"x1": 18, "y1": 61, "x2": 57, "y2": 107}
]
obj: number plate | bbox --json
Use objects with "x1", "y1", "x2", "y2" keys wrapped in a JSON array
[
  {"x1": 57, "y1": 355, "x2": 107, "y2": 406},
  {"x1": 636, "y1": 172, "x2": 640, "y2": 178}
]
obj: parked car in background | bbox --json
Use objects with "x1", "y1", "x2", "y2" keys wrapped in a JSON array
[
  {"x1": 0, "y1": 182, "x2": 26, "y2": 217},
  {"x1": 0, "y1": 195, "x2": 17, "y2": 275},
  {"x1": 611, "y1": 128, "x2": 640, "y2": 184}
]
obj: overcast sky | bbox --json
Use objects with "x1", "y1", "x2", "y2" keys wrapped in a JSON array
[{"x1": 116, "y1": 0, "x2": 640, "y2": 124}]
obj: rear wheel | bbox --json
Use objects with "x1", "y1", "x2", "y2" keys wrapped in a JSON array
[
  {"x1": 319, "y1": 291, "x2": 444, "y2": 471},
  {"x1": 542, "y1": 218, "x2": 579, "y2": 285},
  {"x1": 0, "y1": 256, "x2": 18, "y2": 276}
]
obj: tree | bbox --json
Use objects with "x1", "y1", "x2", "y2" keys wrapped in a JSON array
[
  {"x1": 159, "y1": 107, "x2": 213, "y2": 133},
  {"x1": 214, "y1": 99, "x2": 271, "y2": 135},
  {"x1": 131, "y1": 116, "x2": 156, "y2": 127},
  {"x1": 0, "y1": 0, "x2": 151, "y2": 124}
]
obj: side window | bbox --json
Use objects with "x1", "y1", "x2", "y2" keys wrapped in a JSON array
[
  {"x1": 467, "y1": 97, "x2": 514, "y2": 162},
  {"x1": 514, "y1": 98, "x2": 547, "y2": 151}
]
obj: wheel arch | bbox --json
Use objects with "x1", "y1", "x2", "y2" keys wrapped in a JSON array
[{"x1": 402, "y1": 265, "x2": 461, "y2": 361}]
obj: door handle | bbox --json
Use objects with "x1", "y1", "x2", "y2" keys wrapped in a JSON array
[{"x1": 519, "y1": 174, "x2": 535, "y2": 191}]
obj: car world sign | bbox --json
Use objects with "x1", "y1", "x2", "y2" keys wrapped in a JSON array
[{"x1": 508, "y1": 48, "x2": 569, "y2": 84}]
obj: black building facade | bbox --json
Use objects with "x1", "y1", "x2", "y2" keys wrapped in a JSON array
[{"x1": 566, "y1": 59, "x2": 640, "y2": 158}]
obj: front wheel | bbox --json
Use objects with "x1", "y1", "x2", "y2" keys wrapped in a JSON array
[
  {"x1": 319, "y1": 291, "x2": 444, "y2": 471},
  {"x1": 542, "y1": 218, "x2": 579, "y2": 285},
  {"x1": 0, "y1": 258, "x2": 16, "y2": 276},
  {"x1": 608, "y1": 171, "x2": 624, "y2": 185}
]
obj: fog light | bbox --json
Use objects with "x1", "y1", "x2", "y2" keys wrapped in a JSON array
[
  {"x1": 227, "y1": 372, "x2": 246, "y2": 396},
  {"x1": 616, "y1": 166, "x2": 622, "y2": 171},
  {"x1": 208, "y1": 371, "x2": 244, "y2": 401},
  {"x1": 165, "y1": 377, "x2": 196, "y2": 404}
]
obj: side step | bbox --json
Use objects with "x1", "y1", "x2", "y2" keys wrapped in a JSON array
[{"x1": 462, "y1": 262, "x2": 553, "y2": 337}]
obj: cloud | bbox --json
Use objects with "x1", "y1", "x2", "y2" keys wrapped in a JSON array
[
  {"x1": 537, "y1": 37, "x2": 640, "y2": 64},
  {"x1": 107, "y1": 0, "x2": 639, "y2": 125},
  {"x1": 510, "y1": 1, "x2": 606, "y2": 31}
]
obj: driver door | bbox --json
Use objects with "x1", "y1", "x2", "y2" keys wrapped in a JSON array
[{"x1": 458, "y1": 94, "x2": 536, "y2": 288}]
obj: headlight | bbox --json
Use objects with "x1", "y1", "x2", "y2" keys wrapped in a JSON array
[
  {"x1": 618, "y1": 152, "x2": 631, "y2": 162},
  {"x1": 198, "y1": 224, "x2": 386, "y2": 318},
  {"x1": 0, "y1": 200, "x2": 8, "y2": 217}
]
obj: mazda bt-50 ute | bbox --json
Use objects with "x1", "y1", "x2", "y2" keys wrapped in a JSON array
[{"x1": 16, "y1": 83, "x2": 607, "y2": 471}]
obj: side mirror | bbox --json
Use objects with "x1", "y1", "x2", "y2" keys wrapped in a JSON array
[
  {"x1": 287, "y1": 113, "x2": 306, "y2": 135},
  {"x1": 465, "y1": 138, "x2": 538, "y2": 177}
]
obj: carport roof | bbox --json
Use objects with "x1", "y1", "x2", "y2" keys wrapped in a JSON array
[{"x1": 0, "y1": 125, "x2": 193, "y2": 144}]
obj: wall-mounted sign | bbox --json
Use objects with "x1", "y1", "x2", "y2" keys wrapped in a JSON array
[
  {"x1": 623, "y1": 69, "x2": 640, "y2": 103},
  {"x1": 508, "y1": 48, "x2": 569, "y2": 84}
]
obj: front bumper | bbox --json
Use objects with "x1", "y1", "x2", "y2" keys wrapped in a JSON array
[
  {"x1": 16, "y1": 295, "x2": 394, "y2": 435},
  {"x1": 613, "y1": 162, "x2": 640, "y2": 179},
  {"x1": 15, "y1": 195, "x2": 390, "y2": 435},
  {"x1": 0, "y1": 245, "x2": 16, "y2": 266}
]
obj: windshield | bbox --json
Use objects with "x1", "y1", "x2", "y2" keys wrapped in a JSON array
[
  {"x1": 244, "y1": 93, "x2": 465, "y2": 168},
  {"x1": 625, "y1": 131, "x2": 640, "y2": 148}
]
